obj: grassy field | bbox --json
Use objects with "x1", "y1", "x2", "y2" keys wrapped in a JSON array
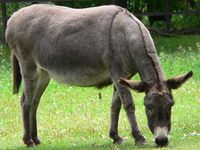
[{"x1": 0, "y1": 35, "x2": 200, "y2": 150}]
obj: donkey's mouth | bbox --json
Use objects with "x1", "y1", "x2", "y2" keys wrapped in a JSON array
[{"x1": 155, "y1": 137, "x2": 169, "y2": 147}]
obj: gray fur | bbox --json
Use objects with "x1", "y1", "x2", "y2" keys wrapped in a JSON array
[{"x1": 6, "y1": 4, "x2": 168, "y2": 147}]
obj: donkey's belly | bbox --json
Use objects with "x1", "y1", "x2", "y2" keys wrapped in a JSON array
[{"x1": 48, "y1": 67, "x2": 111, "y2": 87}]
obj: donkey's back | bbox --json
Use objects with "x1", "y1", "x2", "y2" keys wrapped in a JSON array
[{"x1": 6, "y1": 4, "x2": 124, "y2": 88}]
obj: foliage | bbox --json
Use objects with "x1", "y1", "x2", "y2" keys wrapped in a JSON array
[
  {"x1": 127, "y1": 0, "x2": 146, "y2": 14},
  {"x1": 54, "y1": 0, "x2": 108, "y2": 8},
  {"x1": 172, "y1": 15, "x2": 200, "y2": 30},
  {"x1": 0, "y1": 36, "x2": 200, "y2": 149},
  {"x1": 127, "y1": 0, "x2": 200, "y2": 30}
]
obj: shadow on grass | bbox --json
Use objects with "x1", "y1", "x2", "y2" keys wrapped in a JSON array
[{"x1": 12, "y1": 142, "x2": 157, "y2": 150}]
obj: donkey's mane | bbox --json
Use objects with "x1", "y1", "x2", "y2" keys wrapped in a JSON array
[{"x1": 120, "y1": 8, "x2": 164, "y2": 88}]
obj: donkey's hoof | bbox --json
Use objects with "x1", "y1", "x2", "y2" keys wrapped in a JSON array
[
  {"x1": 135, "y1": 139, "x2": 146, "y2": 146},
  {"x1": 135, "y1": 137, "x2": 146, "y2": 146},
  {"x1": 32, "y1": 137, "x2": 41, "y2": 145},
  {"x1": 27, "y1": 143, "x2": 35, "y2": 147},
  {"x1": 113, "y1": 137, "x2": 124, "y2": 144},
  {"x1": 24, "y1": 139, "x2": 35, "y2": 147}
]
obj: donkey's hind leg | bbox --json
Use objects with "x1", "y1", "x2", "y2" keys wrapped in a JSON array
[
  {"x1": 29, "y1": 69, "x2": 50, "y2": 145},
  {"x1": 21, "y1": 63, "x2": 39, "y2": 147},
  {"x1": 109, "y1": 86, "x2": 123, "y2": 144}
]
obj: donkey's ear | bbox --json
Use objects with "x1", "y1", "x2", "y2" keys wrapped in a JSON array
[
  {"x1": 118, "y1": 78, "x2": 146, "y2": 92},
  {"x1": 167, "y1": 71, "x2": 193, "y2": 89}
]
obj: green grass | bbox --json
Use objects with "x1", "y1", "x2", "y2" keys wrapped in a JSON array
[{"x1": 0, "y1": 35, "x2": 200, "y2": 150}]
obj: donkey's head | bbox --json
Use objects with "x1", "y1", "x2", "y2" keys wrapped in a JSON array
[{"x1": 119, "y1": 71, "x2": 193, "y2": 147}]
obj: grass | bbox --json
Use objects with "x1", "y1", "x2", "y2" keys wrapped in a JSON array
[{"x1": 0, "y1": 35, "x2": 200, "y2": 150}]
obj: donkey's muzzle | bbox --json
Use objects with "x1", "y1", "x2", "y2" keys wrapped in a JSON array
[
  {"x1": 154, "y1": 127, "x2": 169, "y2": 147},
  {"x1": 155, "y1": 136, "x2": 168, "y2": 147}
]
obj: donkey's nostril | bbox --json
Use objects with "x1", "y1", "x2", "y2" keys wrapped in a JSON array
[{"x1": 155, "y1": 137, "x2": 168, "y2": 147}]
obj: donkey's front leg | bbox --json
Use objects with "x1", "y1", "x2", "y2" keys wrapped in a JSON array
[
  {"x1": 109, "y1": 86, "x2": 123, "y2": 144},
  {"x1": 118, "y1": 84, "x2": 145, "y2": 145},
  {"x1": 111, "y1": 75, "x2": 146, "y2": 145}
]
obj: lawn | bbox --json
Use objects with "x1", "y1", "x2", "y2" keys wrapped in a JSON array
[{"x1": 0, "y1": 35, "x2": 200, "y2": 150}]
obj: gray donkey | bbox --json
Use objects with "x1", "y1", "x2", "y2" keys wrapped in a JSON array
[{"x1": 6, "y1": 4, "x2": 192, "y2": 147}]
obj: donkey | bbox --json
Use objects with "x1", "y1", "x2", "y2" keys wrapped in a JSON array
[{"x1": 6, "y1": 4, "x2": 192, "y2": 147}]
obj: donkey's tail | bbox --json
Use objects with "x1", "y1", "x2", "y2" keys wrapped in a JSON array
[{"x1": 12, "y1": 53, "x2": 22, "y2": 94}]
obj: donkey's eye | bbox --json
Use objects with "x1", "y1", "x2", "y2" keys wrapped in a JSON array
[
  {"x1": 146, "y1": 106, "x2": 153, "y2": 112},
  {"x1": 147, "y1": 106, "x2": 152, "y2": 111},
  {"x1": 167, "y1": 106, "x2": 172, "y2": 111},
  {"x1": 166, "y1": 105, "x2": 173, "y2": 112}
]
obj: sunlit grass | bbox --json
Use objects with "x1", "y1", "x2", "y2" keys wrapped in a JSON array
[{"x1": 0, "y1": 35, "x2": 200, "y2": 149}]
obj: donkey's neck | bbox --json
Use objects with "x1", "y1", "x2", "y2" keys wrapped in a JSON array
[
  {"x1": 133, "y1": 33, "x2": 165, "y2": 84},
  {"x1": 135, "y1": 49, "x2": 165, "y2": 84},
  {"x1": 128, "y1": 14, "x2": 166, "y2": 84}
]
